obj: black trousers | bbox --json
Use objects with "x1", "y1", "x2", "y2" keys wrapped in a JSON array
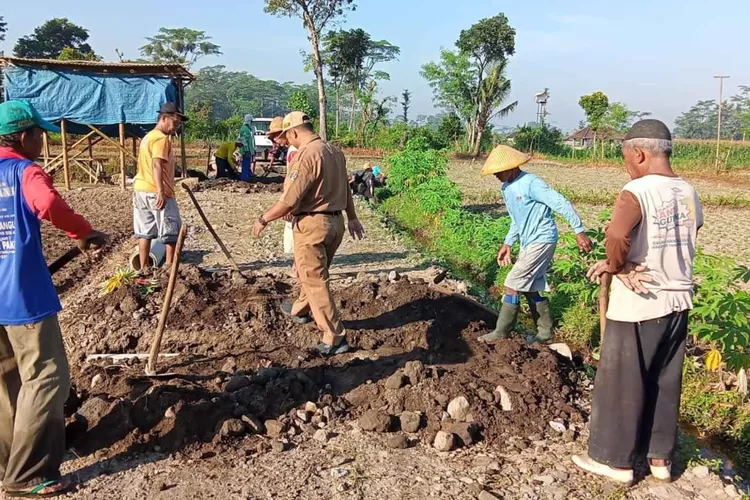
[
  {"x1": 588, "y1": 311, "x2": 689, "y2": 468},
  {"x1": 216, "y1": 157, "x2": 238, "y2": 179}
]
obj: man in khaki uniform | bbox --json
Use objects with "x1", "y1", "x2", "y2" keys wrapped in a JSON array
[{"x1": 253, "y1": 111, "x2": 365, "y2": 355}]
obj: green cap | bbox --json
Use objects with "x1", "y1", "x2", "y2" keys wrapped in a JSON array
[{"x1": 0, "y1": 100, "x2": 61, "y2": 136}]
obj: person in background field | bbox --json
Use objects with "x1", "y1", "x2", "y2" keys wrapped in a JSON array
[
  {"x1": 133, "y1": 102, "x2": 186, "y2": 274},
  {"x1": 573, "y1": 120, "x2": 702, "y2": 486},
  {"x1": 253, "y1": 111, "x2": 365, "y2": 356},
  {"x1": 478, "y1": 145, "x2": 592, "y2": 344},
  {"x1": 0, "y1": 100, "x2": 107, "y2": 497},
  {"x1": 214, "y1": 140, "x2": 241, "y2": 179},
  {"x1": 239, "y1": 114, "x2": 256, "y2": 181},
  {"x1": 266, "y1": 116, "x2": 298, "y2": 278},
  {"x1": 349, "y1": 163, "x2": 377, "y2": 200}
]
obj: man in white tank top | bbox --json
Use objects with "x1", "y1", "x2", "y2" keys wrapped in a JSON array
[{"x1": 572, "y1": 120, "x2": 703, "y2": 485}]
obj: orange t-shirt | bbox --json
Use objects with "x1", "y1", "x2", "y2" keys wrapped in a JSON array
[{"x1": 133, "y1": 129, "x2": 175, "y2": 198}]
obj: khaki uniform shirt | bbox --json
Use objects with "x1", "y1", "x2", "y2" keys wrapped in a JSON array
[{"x1": 281, "y1": 136, "x2": 350, "y2": 214}]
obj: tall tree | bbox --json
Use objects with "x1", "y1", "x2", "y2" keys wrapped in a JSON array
[
  {"x1": 604, "y1": 102, "x2": 650, "y2": 133},
  {"x1": 401, "y1": 90, "x2": 411, "y2": 123},
  {"x1": 322, "y1": 28, "x2": 370, "y2": 135},
  {"x1": 423, "y1": 13, "x2": 518, "y2": 156},
  {"x1": 674, "y1": 86, "x2": 750, "y2": 139},
  {"x1": 264, "y1": 0, "x2": 357, "y2": 141},
  {"x1": 0, "y1": 16, "x2": 7, "y2": 42},
  {"x1": 288, "y1": 89, "x2": 317, "y2": 118},
  {"x1": 579, "y1": 91, "x2": 610, "y2": 153},
  {"x1": 57, "y1": 46, "x2": 102, "y2": 61},
  {"x1": 140, "y1": 28, "x2": 221, "y2": 68},
  {"x1": 14, "y1": 18, "x2": 96, "y2": 59}
]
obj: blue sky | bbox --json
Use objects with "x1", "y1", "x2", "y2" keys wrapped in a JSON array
[{"x1": 2, "y1": 0, "x2": 749, "y2": 131}]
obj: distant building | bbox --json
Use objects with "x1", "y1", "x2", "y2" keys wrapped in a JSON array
[{"x1": 565, "y1": 126, "x2": 625, "y2": 149}]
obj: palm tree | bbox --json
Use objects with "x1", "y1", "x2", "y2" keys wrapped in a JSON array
[{"x1": 472, "y1": 59, "x2": 517, "y2": 156}]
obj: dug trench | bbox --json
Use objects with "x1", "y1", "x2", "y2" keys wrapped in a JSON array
[{"x1": 60, "y1": 267, "x2": 585, "y2": 464}]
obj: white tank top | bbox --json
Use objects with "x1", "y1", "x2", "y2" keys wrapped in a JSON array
[{"x1": 607, "y1": 175, "x2": 703, "y2": 322}]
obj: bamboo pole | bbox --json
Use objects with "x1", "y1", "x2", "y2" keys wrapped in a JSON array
[
  {"x1": 60, "y1": 120, "x2": 70, "y2": 191},
  {"x1": 599, "y1": 273, "x2": 612, "y2": 343},
  {"x1": 119, "y1": 123, "x2": 126, "y2": 190},
  {"x1": 85, "y1": 125, "x2": 137, "y2": 161},
  {"x1": 87, "y1": 136, "x2": 94, "y2": 183},
  {"x1": 180, "y1": 133, "x2": 188, "y2": 178},
  {"x1": 42, "y1": 131, "x2": 50, "y2": 168},
  {"x1": 146, "y1": 223, "x2": 188, "y2": 376},
  {"x1": 45, "y1": 136, "x2": 103, "y2": 176},
  {"x1": 43, "y1": 131, "x2": 97, "y2": 174},
  {"x1": 132, "y1": 136, "x2": 138, "y2": 170}
]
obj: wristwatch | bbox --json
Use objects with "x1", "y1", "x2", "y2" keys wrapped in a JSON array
[{"x1": 258, "y1": 216, "x2": 268, "y2": 227}]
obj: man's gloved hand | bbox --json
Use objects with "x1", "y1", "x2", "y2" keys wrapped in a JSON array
[{"x1": 76, "y1": 229, "x2": 108, "y2": 252}]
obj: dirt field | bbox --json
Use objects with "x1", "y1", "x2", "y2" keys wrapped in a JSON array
[
  {"x1": 448, "y1": 160, "x2": 750, "y2": 264},
  {"x1": 23, "y1": 181, "x2": 743, "y2": 499}
]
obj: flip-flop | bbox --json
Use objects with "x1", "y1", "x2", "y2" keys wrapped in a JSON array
[{"x1": 6, "y1": 479, "x2": 73, "y2": 498}]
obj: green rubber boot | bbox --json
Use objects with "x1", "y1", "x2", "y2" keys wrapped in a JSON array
[
  {"x1": 479, "y1": 303, "x2": 519, "y2": 342},
  {"x1": 529, "y1": 299, "x2": 554, "y2": 343}
]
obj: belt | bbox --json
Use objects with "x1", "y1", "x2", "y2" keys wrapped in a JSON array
[{"x1": 295, "y1": 211, "x2": 342, "y2": 217}]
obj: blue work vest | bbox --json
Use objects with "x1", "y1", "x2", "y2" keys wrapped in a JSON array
[{"x1": 0, "y1": 157, "x2": 61, "y2": 325}]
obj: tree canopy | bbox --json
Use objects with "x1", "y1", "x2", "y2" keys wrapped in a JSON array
[
  {"x1": 578, "y1": 92, "x2": 610, "y2": 132},
  {"x1": 0, "y1": 16, "x2": 7, "y2": 42},
  {"x1": 674, "y1": 87, "x2": 750, "y2": 139},
  {"x1": 14, "y1": 18, "x2": 97, "y2": 60},
  {"x1": 140, "y1": 28, "x2": 221, "y2": 68},
  {"x1": 264, "y1": 0, "x2": 357, "y2": 140}
]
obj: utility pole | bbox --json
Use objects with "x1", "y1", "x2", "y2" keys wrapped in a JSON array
[{"x1": 714, "y1": 75, "x2": 730, "y2": 172}]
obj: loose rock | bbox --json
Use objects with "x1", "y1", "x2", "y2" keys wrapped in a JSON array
[
  {"x1": 399, "y1": 411, "x2": 421, "y2": 433},
  {"x1": 434, "y1": 431, "x2": 455, "y2": 452},
  {"x1": 304, "y1": 402, "x2": 318, "y2": 413},
  {"x1": 548, "y1": 343, "x2": 573, "y2": 361},
  {"x1": 241, "y1": 415, "x2": 264, "y2": 434},
  {"x1": 385, "y1": 373, "x2": 408, "y2": 390},
  {"x1": 219, "y1": 419, "x2": 245, "y2": 438},
  {"x1": 90, "y1": 374, "x2": 104, "y2": 389},
  {"x1": 221, "y1": 358, "x2": 237, "y2": 374},
  {"x1": 313, "y1": 429, "x2": 330, "y2": 444},
  {"x1": 359, "y1": 410, "x2": 391, "y2": 432},
  {"x1": 495, "y1": 386, "x2": 512, "y2": 412},
  {"x1": 447, "y1": 396, "x2": 471, "y2": 422},
  {"x1": 388, "y1": 271, "x2": 401, "y2": 282},
  {"x1": 270, "y1": 440, "x2": 287, "y2": 453},
  {"x1": 403, "y1": 360, "x2": 426, "y2": 385},
  {"x1": 692, "y1": 465, "x2": 710, "y2": 478},
  {"x1": 386, "y1": 434, "x2": 408, "y2": 450},
  {"x1": 478, "y1": 492, "x2": 500, "y2": 500},
  {"x1": 264, "y1": 419, "x2": 285, "y2": 438},
  {"x1": 442, "y1": 422, "x2": 480, "y2": 447}
]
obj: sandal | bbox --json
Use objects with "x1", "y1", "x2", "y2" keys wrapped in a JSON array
[{"x1": 6, "y1": 479, "x2": 73, "y2": 498}]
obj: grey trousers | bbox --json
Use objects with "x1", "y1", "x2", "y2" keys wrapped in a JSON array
[
  {"x1": 0, "y1": 316, "x2": 70, "y2": 490},
  {"x1": 588, "y1": 311, "x2": 689, "y2": 468}
]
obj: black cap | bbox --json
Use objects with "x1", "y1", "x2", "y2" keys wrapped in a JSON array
[
  {"x1": 624, "y1": 119, "x2": 671, "y2": 141},
  {"x1": 158, "y1": 102, "x2": 189, "y2": 121}
]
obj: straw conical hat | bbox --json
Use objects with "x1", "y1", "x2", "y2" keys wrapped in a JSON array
[{"x1": 481, "y1": 145, "x2": 531, "y2": 176}]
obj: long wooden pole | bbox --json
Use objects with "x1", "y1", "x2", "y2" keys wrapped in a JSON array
[
  {"x1": 43, "y1": 131, "x2": 98, "y2": 173},
  {"x1": 43, "y1": 131, "x2": 50, "y2": 168},
  {"x1": 118, "y1": 123, "x2": 126, "y2": 190},
  {"x1": 85, "y1": 125, "x2": 137, "y2": 161},
  {"x1": 87, "y1": 136, "x2": 94, "y2": 183},
  {"x1": 182, "y1": 184, "x2": 244, "y2": 275},
  {"x1": 599, "y1": 273, "x2": 612, "y2": 343},
  {"x1": 46, "y1": 137, "x2": 103, "y2": 175},
  {"x1": 60, "y1": 120, "x2": 71, "y2": 191},
  {"x1": 146, "y1": 223, "x2": 188, "y2": 376},
  {"x1": 132, "y1": 136, "x2": 138, "y2": 171},
  {"x1": 714, "y1": 75, "x2": 730, "y2": 173}
]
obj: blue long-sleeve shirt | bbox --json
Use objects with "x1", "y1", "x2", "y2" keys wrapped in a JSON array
[{"x1": 501, "y1": 172, "x2": 585, "y2": 249}]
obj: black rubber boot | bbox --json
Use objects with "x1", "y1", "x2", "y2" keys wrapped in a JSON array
[
  {"x1": 479, "y1": 303, "x2": 519, "y2": 342},
  {"x1": 528, "y1": 299, "x2": 554, "y2": 343}
]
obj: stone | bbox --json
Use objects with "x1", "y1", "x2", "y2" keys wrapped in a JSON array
[
  {"x1": 104, "y1": 305, "x2": 116, "y2": 316},
  {"x1": 270, "y1": 440, "x2": 287, "y2": 453},
  {"x1": 477, "y1": 388, "x2": 494, "y2": 403},
  {"x1": 386, "y1": 434, "x2": 408, "y2": 450},
  {"x1": 548, "y1": 421, "x2": 567, "y2": 434},
  {"x1": 358, "y1": 410, "x2": 391, "y2": 433},
  {"x1": 548, "y1": 343, "x2": 573, "y2": 361},
  {"x1": 304, "y1": 401, "x2": 318, "y2": 413},
  {"x1": 90, "y1": 374, "x2": 104, "y2": 389},
  {"x1": 403, "y1": 360, "x2": 426, "y2": 385},
  {"x1": 478, "y1": 492, "x2": 499, "y2": 500},
  {"x1": 219, "y1": 419, "x2": 246, "y2": 438},
  {"x1": 447, "y1": 396, "x2": 471, "y2": 422},
  {"x1": 385, "y1": 373, "x2": 408, "y2": 390},
  {"x1": 495, "y1": 386, "x2": 512, "y2": 411},
  {"x1": 388, "y1": 271, "x2": 401, "y2": 282},
  {"x1": 241, "y1": 415, "x2": 264, "y2": 434},
  {"x1": 550, "y1": 470, "x2": 568, "y2": 482},
  {"x1": 264, "y1": 419, "x2": 285, "y2": 438},
  {"x1": 531, "y1": 475, "x2": 555, "y2": 486},
  {"x1": 691, "y1": 465, "x2": 710, "y2": 478},
  {"x1": 434, "y1": 431, "x2": 455, "y2": 452},
  {"x1": 313, "y1": 429, "x2": 330, "y2": 443},
  {"x1": 330, "y1": 468, "x2": 349, "y2": 479},
  {"x1": 442, "y1": 422, "x2": 480, "y2": 447},
  {"x1": 296, "y1": 410, "x2": 312, "y2": 423},
  {"x1": 164, "y1": 407, "x2": 176, "y2": 419},
  {"x1": 399, "y1": 411, "x2": 421, "y2": 433},
  {"x1": 225, "y1": 376, "x2": 252, "y2": 392},
  {"x1": 221, "y1": 358, "x2": 237, "y2": 374}
]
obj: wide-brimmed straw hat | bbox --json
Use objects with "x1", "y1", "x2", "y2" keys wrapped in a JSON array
[
  {"x1": 266, "y1": 116, "x2": 284, "y2": 137},
  {"x1": 480, "y1": 145, "x2": 531, "y2": 176}
]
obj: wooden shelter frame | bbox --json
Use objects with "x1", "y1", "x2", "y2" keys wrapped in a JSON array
[{"x1": 0, "y1": 57, "x2": 194, "y2": 190}]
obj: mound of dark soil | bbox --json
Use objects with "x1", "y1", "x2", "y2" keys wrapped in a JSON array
[
  {"x1": 193, "y1": 177, "x2": 284, "y2": 194},
  {"x1": 63, "y1": 270, "x2": 583, "y2": 461}
]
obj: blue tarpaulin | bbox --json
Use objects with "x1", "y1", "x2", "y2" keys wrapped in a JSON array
[{"x1": 2, "y1": 66, "x2": 178, "y2": 137}]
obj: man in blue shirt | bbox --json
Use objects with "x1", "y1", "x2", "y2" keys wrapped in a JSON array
[{"x1": 479, "y1": 145, "x2": 592, "y2": 343}]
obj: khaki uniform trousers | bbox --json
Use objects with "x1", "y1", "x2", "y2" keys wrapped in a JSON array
[
  {"x1": 0, "y1": 316, "x2": 70, "y2": 490},
  {"x1": 291, "y1": 213, "x2": 346, "y2": 345}
]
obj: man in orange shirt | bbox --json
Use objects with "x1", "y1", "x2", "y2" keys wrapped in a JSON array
[{"x1": 133, "y1": 103, "x2": 186, "y2": 272}]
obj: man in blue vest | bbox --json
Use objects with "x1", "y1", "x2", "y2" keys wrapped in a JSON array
[{"x1": 0, "y1": 100, "x2": 106, "y2": 497}]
